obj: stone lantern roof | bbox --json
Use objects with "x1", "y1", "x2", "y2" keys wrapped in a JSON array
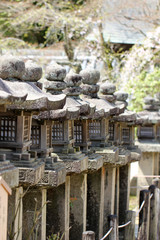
[
  {"x1": 114, "y1": 109, "x2": 137, "y2": 122},
  {"x1": 137, "y1": 110, "x2": 160, "y2": 125},
  {"x1": 137, "y1": 95, "x2": 160, "y2": 124},
  {"x1": 0, "y1": 78, "x2": 27, "y2": 106},
  {"x1": 38, "y1": 64, "x2": 95, "y2": 120},
  {"x1": 0, "y1": 56, "x2": 66, "y2": 111},
  {"x1": 136, "y1": 95, "x2": 160, "y2": 153}
]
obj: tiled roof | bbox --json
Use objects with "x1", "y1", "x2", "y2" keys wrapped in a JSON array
[{"x1": 102, "y1": 0, "x2": 160, "y2": 44}]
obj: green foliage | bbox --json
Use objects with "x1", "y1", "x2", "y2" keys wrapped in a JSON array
[
  {"x1": 47, "y1": 232, "x2": 64, "y2": 240},
  {"x1": 127, "y1": 68, "x2": 160, "y2": 112},
  {"x1": 121, "y1": 27, "x2": 160, "y2": 112},
  {"x1": 0, "y1": 38, "x2": 30, "y2": 50},
  {"x1": 71, "y1": 0, "x2": 86, "y2": 5},
  {"x1": 0, "y1": 0, "x2": 89, "y2": 47}
]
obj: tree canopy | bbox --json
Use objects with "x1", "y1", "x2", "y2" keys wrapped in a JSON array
[
  {"x1": 121, "y1": 27, "x2": 160, "y2": 111},
  {"x1": 0, "y1": 0, "x2": 101, "y2": 47}
]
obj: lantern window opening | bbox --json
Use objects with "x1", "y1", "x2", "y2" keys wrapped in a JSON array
[
  {"x1": 46, "y1": 125, "x2": 52, "y2": 148},
  {"x1": 74, "y1": 121, "x2": 83, "y2": 143},
  {"x1": 0, "y1": 116, "x2": 17, "y2": 142},
  {"x1": 89, "y1": 120, "x2": 101, "y2": 137},
  {"x1": 52, "y1": 121, "x2": 64, "y2": 141},
  {"x1": 122, "y1": 127, "x2": 130, "y2": 143},
  {"x1": 24, "y1": 116, "x2": 30, "y2": 142},
  {"x1": 31, "y1": 125, "x2": 40, "y2": 149},
  {"x1": 109, "y1": 123, "x2": 114, "y2": 141},
  {"x1": 139, "y1": 126, "x2": 154, "y2": 139}
]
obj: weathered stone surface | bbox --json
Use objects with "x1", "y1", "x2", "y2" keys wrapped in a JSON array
[
  {"x1": 142, "y1": 96, "x2": 160, "y2": 112},
  {"x1": 81, "y1": 84, "x2": 99, "y2": 95},
  {"x1": 88, "y1": 108, "x2": 105, "y2": 119},
  {"x1": 35, "y1": 81, "x2": 43, "y2": 90},
  {"x1": 114, "y1": 91, "x2": 128, "y2": 101},
  {"x1": 65, "y1": 158, "x2": 88, "y2": 173},
  {"x1": 39, "y1": 164, "x2": 66, "y2": 187},
  {"x1": 115, "y1": 100, "x2": 128, "y2": 108},
  {"x1": 88, "y1": 154, "x2": 103, "y2": 170},
  {"x1": 144, "y1": 96, "x2": 155, "y2": 105},
  {"x1": 63, "y1": 86, "x2": 82, "y2": 96},
  {"x1": 36, "y1": 94, "x2": 92, "y2": 119},
  {"x1": 95, "y1": 147, "x2": 119, "y2": 165},
  {"x1": 84, "y1": 92, "x2": 98, "y2": 98},
  {"x1": 0, "y1": 162, "x2": 19, "y2": 188},
  {"x1": 46, "y1": 184, "x2": 65, "y2": 238},
  {"x1": 2, "y1": 79, "x2": 66, "y2": 111},
  {"x1": 98, "y1": 94, "x2": 116, "y2": 102},
  {"x1": 58, "y1": 153, "x2": 88, "y2": 173},
  {"x1": 143, "y1": 104, "x2": 159, "y2": 111},
  {"x1": 80, "y1": 68, "x2": 100, "y2": 84},
  {"x1": 22, "y1": 188, "x2": 42, "y2": 239},
  {"x1": 137, "y1": 110, "x2": 160, "y2": 124},
  {"x1": 114, "y1": 109, "x2": 136, "y2": 122},
  {"x1": 100, "y1": 82, "x2": 116, "y2": 94},
  {"x1": 70, "y1": 173, "x2": 87, "y2": 240},
  {"x1": 19, "y1": 163, "x2": 45, "y2": 184},
  {"x1": 130, "y1": 151, "x2": 141, "y2": 162},
  {"x1": 64, "y1": 97, "x2": 91, "y2": 115},
  {"x1": 44, "y1": 80, "x2": 66, "y2": 91},
  {"x1": 85, "y1": 97, "x2": 118, "y2": 117},
  {"x1": 136, "y1": 141, "x2": 160, "y2": 152},
  {"x1": 117, "y1": 151, "x2": 131, "y2": 165},
  {"x1": 64, "y1": 70, "x2": 82, "y2": 87},
  {"x1": 86, "y1": 172, "x2": 101, "y2": 239},
  {"x1": 66, "y1": 107, "x2": 80, "y2": 119},
  {"x1": 22, "y1": 60, "x2": 42, "y2": 81},
  {"x1": 0, "y1": 78, "x2": 28, "y2": 104},
  {"x1": 45, "y1": 62, "x2": 66, "y2": 81},
  {"x1": 36, "y1": 108, "x2": 67, "y2": 120},
  {"x1": 0, "y1": 56, "x2": 25, "y2": 80}
]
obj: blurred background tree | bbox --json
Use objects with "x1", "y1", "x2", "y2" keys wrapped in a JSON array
[
  {"x1": 0, "y1": 0, "x2": 97, "y2": 47},
  {"x1": 121, "y1": 27, "x2": 160, "y2": 111}
]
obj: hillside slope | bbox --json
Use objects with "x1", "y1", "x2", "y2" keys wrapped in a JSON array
[{"x1": 0, "y1": 0, "x2": 102, "y2": 48}]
